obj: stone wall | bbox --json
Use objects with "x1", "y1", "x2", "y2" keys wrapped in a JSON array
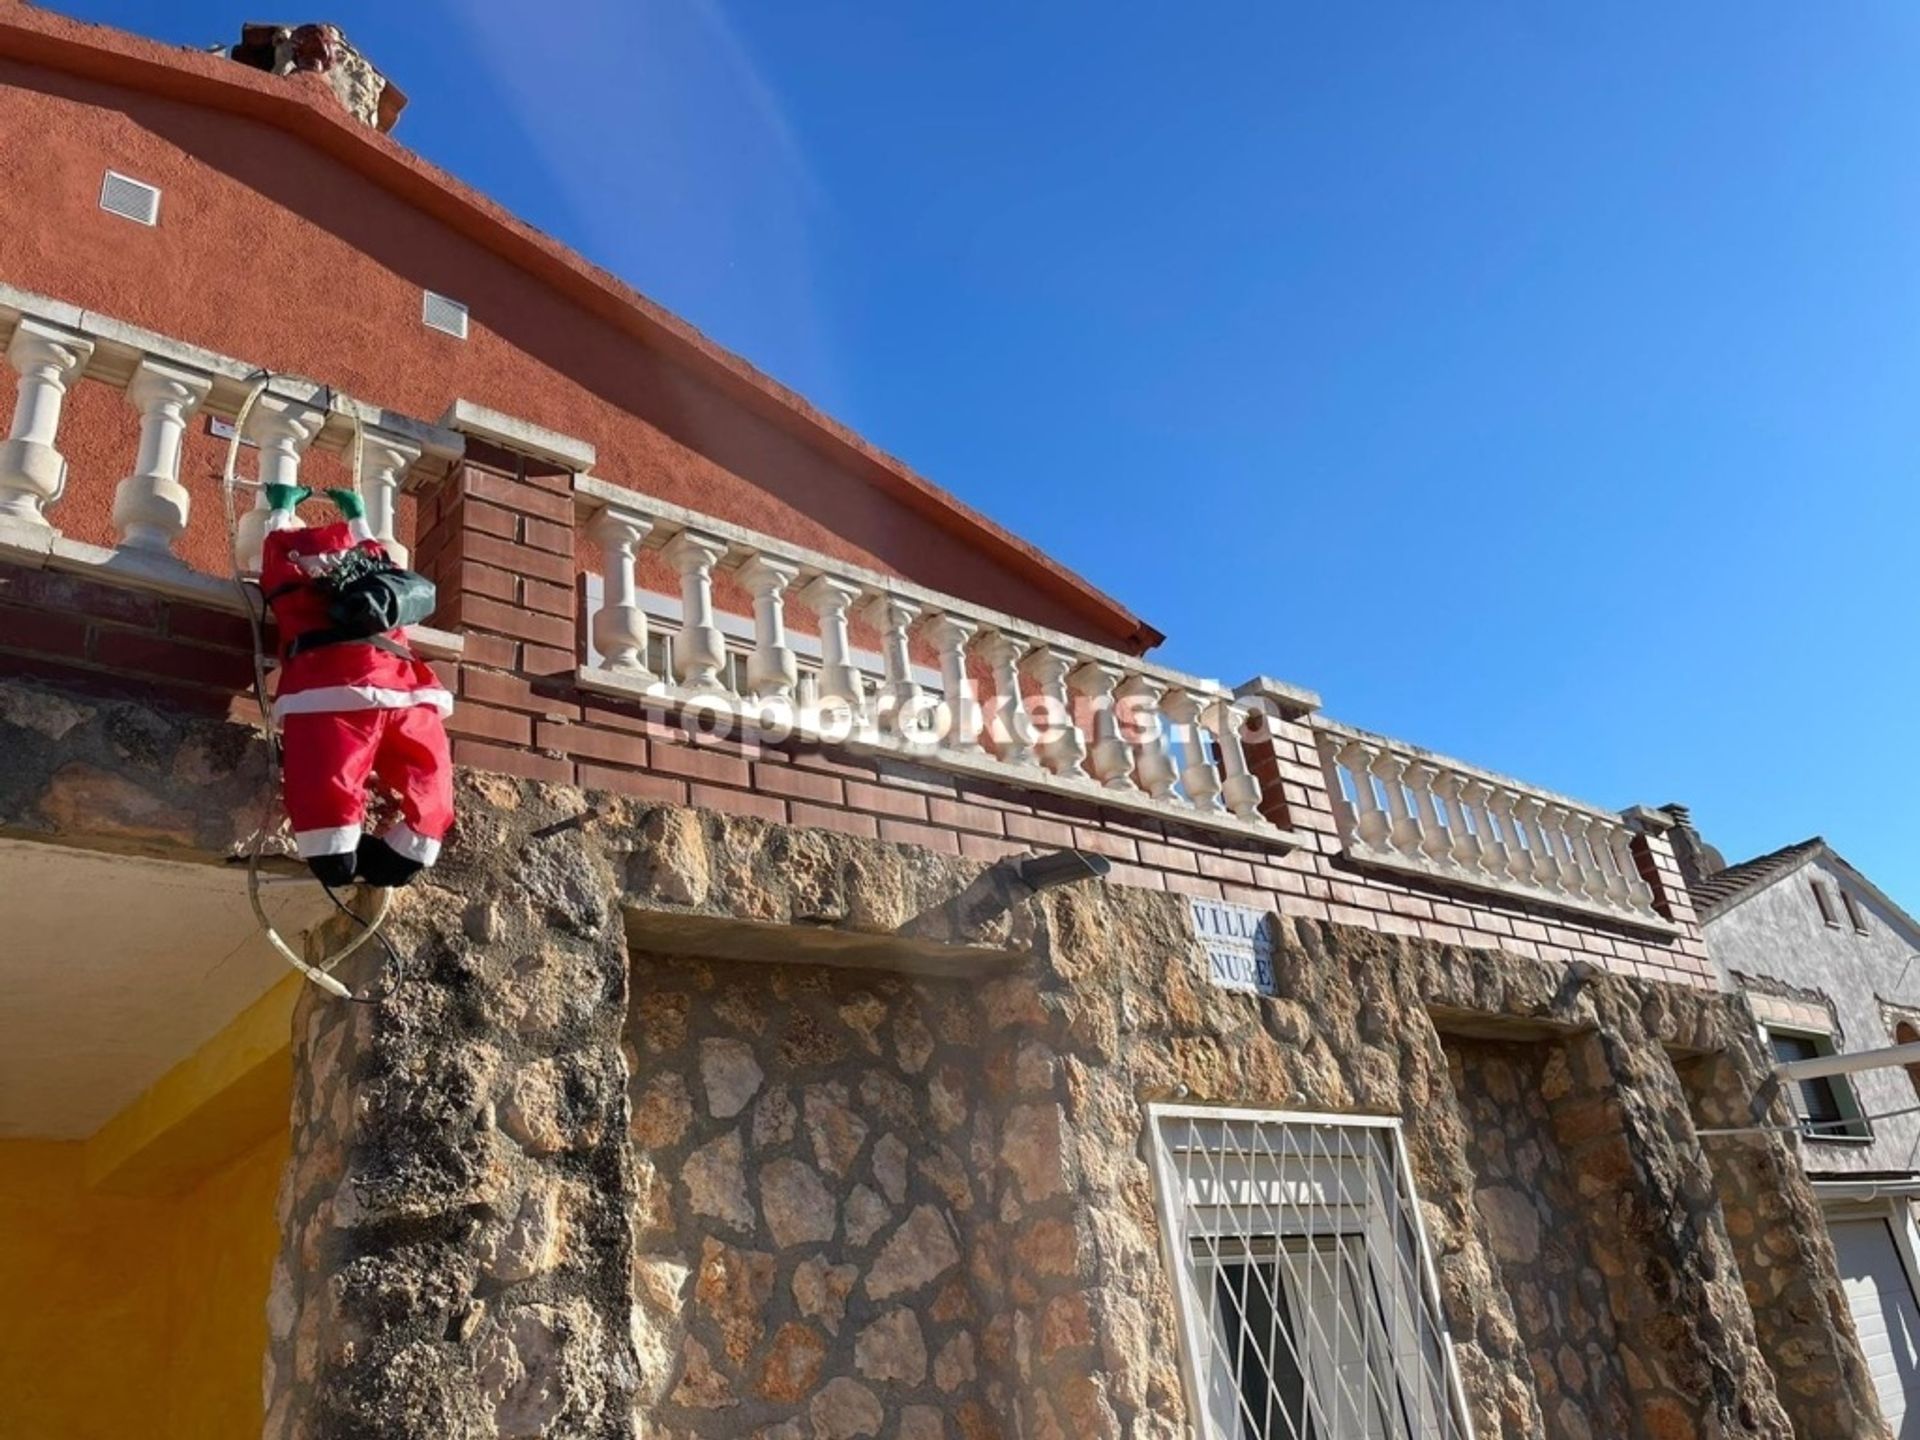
[
  {"x1": 11, "y1": 711, "x2": 1860, "y2": 1440},
  {"x1": 623, "y1": 953, "x2": 1000, "y2": 1440},
  {"x1": 1445, "y1": 1039, "x2": 1636, "y2": 1438}
]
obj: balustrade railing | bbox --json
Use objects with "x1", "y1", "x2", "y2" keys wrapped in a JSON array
[
  {"x1": 575, "y1": 475, "x2": 1294, "y2": 841},
  {"x1": 1314, "y1": 721, "x2": 1667, "y2": 926},
  {"x1": 0, "y1": 284, "x2": 457, "y2": 598}
]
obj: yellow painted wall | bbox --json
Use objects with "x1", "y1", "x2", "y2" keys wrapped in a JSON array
[{"x1": 0, "y1": 1128, "x2": 286, "y2": 1440}]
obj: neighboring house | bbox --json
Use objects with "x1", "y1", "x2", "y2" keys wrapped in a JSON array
[{"x1": 1673, "y1": 806, "x2": 1920, "y2": 1435}]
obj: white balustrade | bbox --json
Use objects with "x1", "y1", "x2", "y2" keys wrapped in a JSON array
[
  {"x1": 862, "y1": 593, "x2": 924, "y2": 736},
  {"x1": 1070, "y1": 660, "x2": 1135, "y2": 790},
  {"x1": 1118, "y1": 674, "x2": 1177, "y2": 800},
  {"x1": 799, "y1": 574, "x2": 866, "y2": 718},
  {"x1": 235, "y1": 393, "x2": 324, "y2": 572},
  {"x1": 1020, "y1": 646, "x2": 1089, "y2": 779},
  {"x1": 0, "y1": 318, "x2": 93, "y2": 529},
  {"x1": 570, "y1": 476, "x2": 1292, "y2": 842},
  {"x1": 359, "y1": 427, "x2": 420, "y2": 565},
  {"x1": 921, "y1": 613, "x2": 983, "y2": 753},
  {"x1": 979, "y1": 630, "x2": 1038, "y2": 767},
  {"x1": 111, "y1": 358, "x2": 212, "y2": 556},
  {"x1": 738, "y1": 553, "x2": 800, "y2": 703},
  {"x1": 1315, "y1": 722, "x2": 1665, "y2": 925},
  {"x1": 588, "y1": 507, "x2": 654, "y2": 676},
  {"x1": 663, "y1": 530, "x2": 729, "y2": 692}
]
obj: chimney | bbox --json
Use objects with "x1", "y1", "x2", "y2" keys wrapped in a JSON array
[
  {"x1": 228, "y1": 23, "x2": 408, "y2": 132},
  {"x1": 1658, "y1": 803, "x2": 1726, "y2": 890}
]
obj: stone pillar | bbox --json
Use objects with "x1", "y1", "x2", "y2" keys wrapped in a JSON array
[
  {"x1": 266, "y1": 782, "x2": 637, "y2": 1440},
  {"x1": 0, "y1": 318, "x2": 93, "y2": 530},
  {"x1": 111, "y1": 357, "x2": 213, "y2": 556},
  {"x1": 920, "y1": 612, "x2": 983, "y2": 754},
  {"x1": 860, "y1": 593, "x2": 923, "y2": 736},
  {"x1": 1674, "y1": 1034, "x2": 1887, "y2": 1439},
  {"x1": 1545, "y1": 1010, "x2": 1799, "y2": 1440},
  {"x1": 1069, "y1": 660, "x2": 1135, "y2": 791},
  {"x1": 978, "y1": 630, "x2": 1038, "y2": 767}
]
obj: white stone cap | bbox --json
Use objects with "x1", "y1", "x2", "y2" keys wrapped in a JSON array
[{"x1": 441, "y1": 398, "x2": 595, "y2": 472}]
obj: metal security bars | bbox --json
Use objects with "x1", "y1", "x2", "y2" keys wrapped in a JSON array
[{"x1": 1147, "y1": 1107, "x2": 1473, "y2": 1440}]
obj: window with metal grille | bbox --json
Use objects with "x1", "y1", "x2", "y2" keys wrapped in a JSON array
[
  {"x1": 99, "y1": 171, "x2": 161, "y2": 226},
  {"x1": 1148, "y1": 1107, "x2": 1471, "y2": 1440},
  {"x1": 1768, "y1": 1031, "x2": 1871, "y2": 1142},
  {"x1": 422, "y1": 290, "x2": 469, "y2": 339}
]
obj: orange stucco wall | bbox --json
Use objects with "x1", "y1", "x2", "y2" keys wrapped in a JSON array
[{"x1": 0, "y1": 55, "x2": 1129, "y2": 647}]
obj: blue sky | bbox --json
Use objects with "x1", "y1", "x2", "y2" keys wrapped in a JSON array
[{"x1": 69, "y1": 2, "x2": 1920, "y2": 905}]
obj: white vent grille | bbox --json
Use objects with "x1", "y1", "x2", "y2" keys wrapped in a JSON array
[
  {"x1": 99, "y1": 171, "x2": 161, "y2": 226},
  {"x1": 422, "y1": 290, "x2": 469, "y2": 339}
]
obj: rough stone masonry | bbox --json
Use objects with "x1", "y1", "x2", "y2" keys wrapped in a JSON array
[
  {"x1": 248, "y1": 760, "x2": 1879, "y2": 1440},
  {"x1": 0, "y1": 676, "x2": 1875, "y2": 1439}
]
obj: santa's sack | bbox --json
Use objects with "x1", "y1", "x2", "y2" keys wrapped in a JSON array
[{"x1": 323, "y1": 550, "x2": 438, "y2": 638}]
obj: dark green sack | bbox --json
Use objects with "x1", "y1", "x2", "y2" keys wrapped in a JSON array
[{"x1": 324, "y1": 550, "x2": 438, "y2": 638}]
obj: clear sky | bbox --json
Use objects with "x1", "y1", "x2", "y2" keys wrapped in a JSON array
[{"x1": 60, "y1": 2, "x2": 1920, "y2": 907}]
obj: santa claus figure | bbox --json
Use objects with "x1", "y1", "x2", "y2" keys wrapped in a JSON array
[{"x1": 259, "y1": 483, "x2": 454, "y2": 887}]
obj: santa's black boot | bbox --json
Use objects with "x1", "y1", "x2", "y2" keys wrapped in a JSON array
[
  {"x1": 307, "y1": 852, "x2": 357, "y2": 888},
  {"x1": 355, "y1": 834, "x2": 425, "y2": 888}
]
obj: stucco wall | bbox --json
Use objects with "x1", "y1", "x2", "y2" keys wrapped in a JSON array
[
  {"x1": 0, "y1": 55, "x2": 1135, "y2": 648},
  {"x1": 1703, "y1": 853, "x2": 1920, "y2": 1178}
]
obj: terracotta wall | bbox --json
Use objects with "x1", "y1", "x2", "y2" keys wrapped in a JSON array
[{"x1": 0, "y1": 56, "x2": 1135, "y2": 648}]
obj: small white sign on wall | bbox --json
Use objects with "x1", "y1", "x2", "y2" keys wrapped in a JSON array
[{"x1": 1187, "y1": 897, "x2": 1278, "y2": 996}]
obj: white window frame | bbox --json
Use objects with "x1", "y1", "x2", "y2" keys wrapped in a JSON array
[{"x1": 1146, "y1": 1104, "x2": 1474, "y2": 1440}]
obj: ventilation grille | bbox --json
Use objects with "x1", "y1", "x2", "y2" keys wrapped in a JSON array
[
  {"x1": 99, "y1": 171, "x2": 161, "y2": 226},
  {"x1": 422, "y1": 290, "x2": 469, "y2": 339}
]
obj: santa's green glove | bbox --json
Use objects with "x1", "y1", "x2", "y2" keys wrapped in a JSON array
[
  {"x1": 326, "y1": 488, "x2": 366, "y2": 521},
  {"x1": 264, "y1": 483, "x2": 310, "y2": 513}
]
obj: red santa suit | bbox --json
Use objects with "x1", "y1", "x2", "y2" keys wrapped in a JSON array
[{"x1": 261, "y1": 514, "x2": 454, "y2": 875}]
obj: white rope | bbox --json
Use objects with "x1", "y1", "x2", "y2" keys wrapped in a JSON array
[{"x1": 220, "y1": 376, "x2": 391, "y2": 1001}]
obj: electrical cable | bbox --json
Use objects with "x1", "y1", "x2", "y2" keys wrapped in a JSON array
[{"x1": 221, "y1": 374, "x2": 398, "y2": 1003}]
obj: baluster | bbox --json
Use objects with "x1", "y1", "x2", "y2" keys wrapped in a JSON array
[
  {"x1": 1022, "y1": 647, "x2": 1090, "y2": 779},
  {"x1": 1204, "y1": 698, "x2": 1263, "y2": 819},
  {"x1": 860, "y1": 594, "x2": 924, "y2": 736},
  {"x1": 110, "y1": 358, "x2": 213, "y2": 557},
  {"x1": 587, "y1": 507, "x2": 654, "y2": 676},
  {"x1": 359, "y1": 428, "x2": 419, "y2": 565},
  {"x1": 663, "y1": 530, "x2": 729, "y2": 692},
  {"x1": 234, "y1": 393, "x2": 323, "y2": 572},
  {"x1": 1609, "y1": 828, "x2": 1656, "y2": 911},
  {"x1": 1336, "y1": 738, "x2": 1387, "y2": 846},
  {"x1": 1406, "y1": 763, "x2": 1450, "y2": 860},
  {"x1": 1070, "y1": 661, "x2": 1136, "y2": 791},
  {"x1": 1485, "y1": 788, "x2": 1527, "y2": 882},
  {"x1": 1118, "y1": 674, "x2": 1178, "y2": 801},
  {"x1": 738, "y1": 554, "x2": 800, "y2": 702},
  {"x1": 1162, "y1": 689, "x2": 1220, "y2": 811},
  {"x1": 1512, "y1": 796, "x2": 1556, "y2": 888},
  {"x1": 920, "y1": 613, "x2": 984, "y2": 753},
  {"x1": 1531, "y1": 801, "x2": 1572, "y2": 893},
  {"x1": 1590, "y1": 822, "x2": 1635, "y2": 910},
  {"x1": 1432, "y1": 772, "x2": 1482, "y2": 873},
  {"x1": 1370, "y1": 750, "x2": 1420, "y2": 855},
  {"x1": 798, "y1": 575, "x2": 866, "y2": 721},
  {"x1": 1565, "y1": 813, "x2": 1609, "y2": 903},
  {"x1": 977, "y1": 631, "x2": 1038, "y2": 767},
  {"x1": 0, "y1": 319, "x2": 93, "y2": 530}
]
